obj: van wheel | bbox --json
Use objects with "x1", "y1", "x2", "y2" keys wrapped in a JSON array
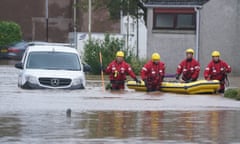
[{"x1": 21, "y1": 82, "x2": 31, "y2": 89}]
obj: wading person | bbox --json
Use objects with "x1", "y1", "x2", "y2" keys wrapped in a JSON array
[
  {"x1": 176, "y1": 48, "x2": 200, "y2": 83},
  {"x1": 141, "y1": 53, "x2": 165, "y2": 92},
  {"x1": 105, "y1": 51, "x2": 140, "y2": 90},
  {"x1": 204, "y1": 51, "x2": 231, "y2": 93}
]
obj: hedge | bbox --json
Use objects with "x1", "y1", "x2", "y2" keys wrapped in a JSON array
[
  {"x1": 224, "y1": 88, "x2": 240, "y2": 100},
  {"x1": 0, "y1": 21, "x2": 22, "y2": 47},
  {"x1": 83, "y1": 34, "x2": 147, "y2": 75}
]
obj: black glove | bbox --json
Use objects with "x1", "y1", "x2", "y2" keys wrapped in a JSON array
[
  {"x1": 176, "y1": 74, "x2": 180, "y2": 80},
  {"x1": 134, "y1": 78, "x2": 141, "y2": 84}
]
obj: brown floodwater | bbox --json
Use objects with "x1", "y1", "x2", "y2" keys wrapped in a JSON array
[{"x1": 0, "y1": 60, "x2": 240, "y2": 144}]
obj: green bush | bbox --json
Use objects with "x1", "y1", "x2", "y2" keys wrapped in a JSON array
[
  {"x1": 129, "y1": 57, "x2": 147, "y2": 75},
  {"x1": 83, "y1": 40, "x2": 101, "y2": 75},
  {"x1": 0, "y1": 21, "x2": 22, "y2": 46},
  {"x1": 0, "y1": 21, "x2": 22, "y2": 47},
  {"x1": 224, "y1": 88, "x2": 240, "y2": 100},
  {"x1": 83, "y1": 34, "x2": 145, "y2": 75}
]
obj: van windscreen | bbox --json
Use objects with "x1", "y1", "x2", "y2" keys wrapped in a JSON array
[{"x1": 26, "y1": 52, "x2": 81, "y2": 71}]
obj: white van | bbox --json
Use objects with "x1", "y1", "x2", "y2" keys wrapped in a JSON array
[{"x1": 15, "y1": 44, "x2": 90, "y2": 89}]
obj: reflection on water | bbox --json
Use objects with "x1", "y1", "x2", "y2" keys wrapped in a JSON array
[
  {"x1": 1, "y1": 61, "x2": 240, "y2": 143},
  {"x1": 1, "y1": 110, "x2": 239, "y2": 143},
  {"x1": 69, "y1": 110, "x2": 240, "y2": 143},
  {"x1": 0, "y1": 115, "x2": 22, "y2": 137},
  {"x1": 81, "y1": 111, "x2": 138, "y2": 139}
]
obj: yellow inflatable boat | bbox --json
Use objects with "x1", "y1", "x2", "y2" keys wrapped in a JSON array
[{"x1": 127, "y1": 80, "x2": 220, "y2": 94}]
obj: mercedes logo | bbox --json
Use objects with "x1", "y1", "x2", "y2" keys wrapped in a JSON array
[{"x1": 50, "y1": 79, "x2": 60, "y2": 86}]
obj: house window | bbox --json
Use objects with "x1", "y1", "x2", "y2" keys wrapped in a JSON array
[
  {"x1": 153, "y1": 8, "x2": 196, "y2": 30},
  {"x1": 156, "y1": 14, "x2": 174, "y2": 28}
]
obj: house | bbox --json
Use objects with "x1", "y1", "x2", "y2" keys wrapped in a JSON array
[{"x1": 143, "y1": 0, "x2": 240, "y2": 76}]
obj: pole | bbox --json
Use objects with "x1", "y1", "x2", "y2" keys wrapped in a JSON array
[
  {"x1": 136, "y1": 8, "x2": 139, "y2": 58},
  {"x1": 126, "y1": 0, "x2": 129, "y2": 50},
  {"x1": 99, "y1": 52, "x2": 105, "y2": 91},
  {"x1": 120, "y1": 0, "x2": 123, "y2": 34},
  {"x1": 45, "y1": 0, "x2": 48, "y2": 42},
  {"x1": 195, "y1": 7, "x2": 200, "y2": 61},
  {"x1": 73, "y1": 0, "x2": 77, "y2": 49},
  {"x1": 88, "y1": 0, "x2": 92, "y2": 41},
  {"x1": 32, "y1": 20, "x2": 35, "y2": 41}
]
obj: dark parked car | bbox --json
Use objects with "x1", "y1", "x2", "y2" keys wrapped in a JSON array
[{"x1": 6, "y1": 41, "x2": 28, "y2": 60}]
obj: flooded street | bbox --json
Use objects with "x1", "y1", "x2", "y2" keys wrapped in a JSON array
[{"x1": 0, "y1": 61, "x2": 240, "y2": 143}]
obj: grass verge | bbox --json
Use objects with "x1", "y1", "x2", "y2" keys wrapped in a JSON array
[{"x1": 224, "y1": 88, "x2": 240, "y2": 100}]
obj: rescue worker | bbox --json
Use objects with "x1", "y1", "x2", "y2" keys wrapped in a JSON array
[
  {"x1": 204, "y1": 51, "x2": 231, "y2": 93},
  {"x1": 141, "y1": 53, "x2": 165, "y2": 92},
  {"x1": 176, "y1": 48, "x2": 200, "y2": 83},
  {"x1": 105, "y1": 51, "x2": 140, "y2": 90}
]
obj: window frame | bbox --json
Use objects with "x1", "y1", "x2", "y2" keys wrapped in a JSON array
[{"x1": 153, "y1": 8, "x2": 196, "y2": 30}]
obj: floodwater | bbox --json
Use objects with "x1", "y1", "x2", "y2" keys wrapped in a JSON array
[{"x1": 0, "y1": 60, "x2": 240, "y2": 144}]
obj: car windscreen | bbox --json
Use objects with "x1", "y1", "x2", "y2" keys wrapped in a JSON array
[{"x1": 26, "y1": 52, "x2": 81, "y2": 70}]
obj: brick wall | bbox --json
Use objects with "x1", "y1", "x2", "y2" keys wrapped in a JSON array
[{"x1": 0, "y1": 0, "x2": 119, "y2": 42}]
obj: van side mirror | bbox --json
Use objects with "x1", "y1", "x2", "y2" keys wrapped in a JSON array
[
  {"x1": 15, "y1": 62, "x2": 23, "y2": 69},
  {"x1": 83, "y1": 63, "x2": 91, "y2": 72}
]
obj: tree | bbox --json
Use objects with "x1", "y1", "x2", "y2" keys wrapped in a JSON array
[
  {"x1": 107, "y1": 0, "x2": 146, "y2": 20},
  {"x1": 79, "y1": 0, "x2": 146, "y2": 23}
]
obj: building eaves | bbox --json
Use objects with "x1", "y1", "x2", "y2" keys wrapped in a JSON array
[{"x1": 143, "y1": 0, "x2": 209, "y2": 8}]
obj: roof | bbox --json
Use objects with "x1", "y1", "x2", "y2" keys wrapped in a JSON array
[
  {"x1": 143, "y1": 0, "x2": 209, "y2": 7},
  {"x1": 27, "y1": 45, "x2": 78, "y2": 54},
  {"x1": 28, "y1": 41, "x2": 74, "y2": 47}
]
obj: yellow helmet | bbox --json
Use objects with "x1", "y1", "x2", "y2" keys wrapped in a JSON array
[
  {"x1": 151, "y1": 53, "x2": 160, "y2": 61},
  {"x1": 186, "y1": 48, "x2": 194, "y2": 54},
  {"x1": 116, "y1": 51, "x2": 124, "y2": 57},
  {"x1": 212, "y1": 51, "x2": 220, "y2": 57}
]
